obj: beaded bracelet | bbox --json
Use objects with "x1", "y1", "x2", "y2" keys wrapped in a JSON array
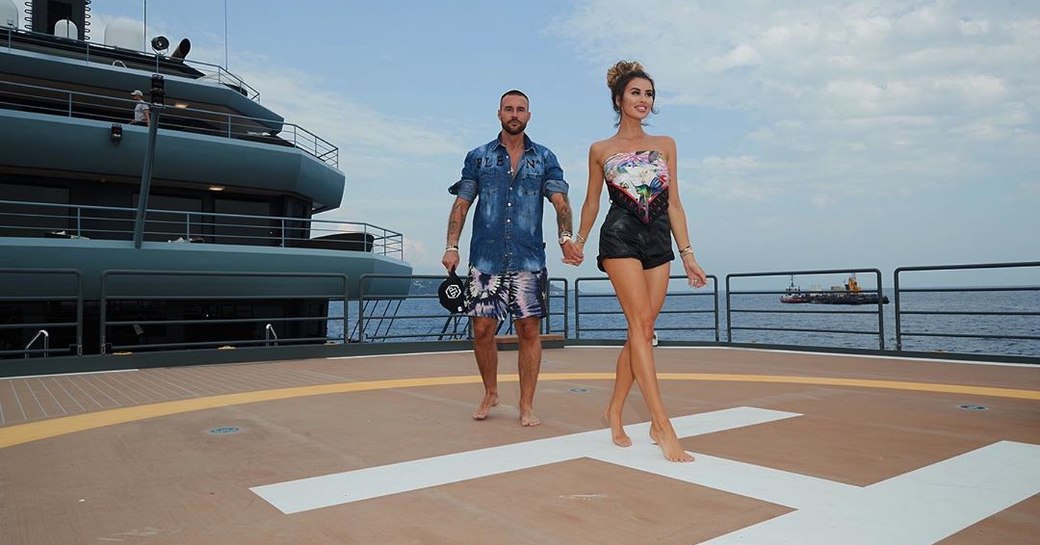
[
  {"x1": 445, "y1": 245, "x2": 459, "y2": 252},
  {"x1": 679, "y1": 245, "x2": 694, "y2": 257}
]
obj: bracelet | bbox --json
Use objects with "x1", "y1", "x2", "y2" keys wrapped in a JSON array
[
  {"x1": 445, "y1": 245, "x2": 459, "y2": 252},
  {"x1": 574, "y1": 233, "x2": 586, "y2": 244},
  {"x1": 679, "y1": 245, "x2": 694, "y2": 257}
]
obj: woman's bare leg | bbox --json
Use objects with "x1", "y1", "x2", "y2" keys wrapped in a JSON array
[
  {"x1": 602, "y1": 258, "x2": 692, "y2": 462},
  {"x1": 605, "y1": 342, "x2": 633, "y2": 446},
  {"x1": 604, "y1": 263, "x2": 671, "y2": 447}
]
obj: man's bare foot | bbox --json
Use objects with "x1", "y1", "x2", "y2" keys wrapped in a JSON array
[
  {"x1": 519, "y1": 408, "x2": 541, "y2": 427},
  {"x1": 651, "y1": 425, "x2": 693, "y2": 462},
  {"x1": 473, "y1": 393, "x2": 499, "y2": 420},
  {"x1": 603, "y1": 406, "x2": 631, "y2": 447}
]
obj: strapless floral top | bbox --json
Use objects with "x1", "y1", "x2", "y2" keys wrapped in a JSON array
[{"x1": 603, "y1": 150, "x2": 670, "y2": 225}]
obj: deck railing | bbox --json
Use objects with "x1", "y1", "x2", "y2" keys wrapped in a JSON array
[
  {"x1": 726, "y1": 268, "x2": 887, "y2": 349},
  {"x1": 354, "y1": 274, "x2": 568, "y2": 343},
  {"x1": 1, "y1": 263, "x2": 1037, "y2": 368},
  {"x1": 894, "y1": 262, "x2": 1040, "y2": 352},
  {"x1": 0, "y1": 268, "x2": 82, "y2": 358},
  {"x1": 574, "y1": 275, "x2": 720, "y2": 342},
  {"x1": 0, "y1": 199, "x2": 404, "y2": 259},
  {"x1": 98, "y1": 270, "x2": 350, "y2": 354},
  {"x1": 0, "y1": 80, "x2": 338, "y2": 166},
  {"x1": 1, "y1": 26, "x2": 261, "y2": 101}
]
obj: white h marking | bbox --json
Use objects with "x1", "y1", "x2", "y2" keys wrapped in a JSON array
[{"x1": 251, "y1": 407, "x2": 1040, "y2": 544}]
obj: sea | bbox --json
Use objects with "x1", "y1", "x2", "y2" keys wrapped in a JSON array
[{"x1": 329, "y1": 287, "x2": 1040, "y2": 360}]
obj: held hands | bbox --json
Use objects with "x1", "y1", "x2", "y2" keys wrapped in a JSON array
[
  {"x1": 682, "y1": 254, "x2": 708, "y2": 288},
  {"x1": 561, "y1": 240, "x2": 584, "y2": 266}
]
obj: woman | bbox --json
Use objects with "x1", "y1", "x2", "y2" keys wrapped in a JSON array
[{"x1": 569, "y1": 61, "x2": 707, "y2": 462}]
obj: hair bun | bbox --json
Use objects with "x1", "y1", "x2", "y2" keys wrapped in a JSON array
[{"x1": 607, "y1": 60, "x2": 645, "y2": 89}]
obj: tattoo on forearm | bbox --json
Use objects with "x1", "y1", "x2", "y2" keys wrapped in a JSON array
[
  {"x1": 557, "y1": 196, "x2": 573, "y2": 233},
  {"x1": 447, "y1": 202, "x2": 466, "y2": 243}
]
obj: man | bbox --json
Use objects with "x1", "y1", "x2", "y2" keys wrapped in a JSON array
[
  {"x1": 443, "y1": 89, "x2": 581, "y2": 427},
  {"x1": 130, "y1": 90, "x2": 150, "y2": 125}
]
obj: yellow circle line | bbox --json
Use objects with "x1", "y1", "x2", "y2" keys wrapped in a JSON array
[{"x1": 1, "y1": 373, "x2": 1036, "y2": 449}]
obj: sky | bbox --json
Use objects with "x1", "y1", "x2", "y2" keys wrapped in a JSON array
[{"x1": 36, "y1": 1, "x2": 1040, "y2": 287}]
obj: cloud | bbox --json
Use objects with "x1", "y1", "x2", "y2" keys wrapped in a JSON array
[
  {"x1": 233, "y1": 60, "x2": 467, "y2": 160},
  {"x1": 553, "y1": 0, "x2": 1040, "y2": 211}
]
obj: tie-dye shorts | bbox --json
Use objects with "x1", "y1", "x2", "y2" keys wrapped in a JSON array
[{"x1": 465, "y1": 266, "x2": 547, "y2": 320}]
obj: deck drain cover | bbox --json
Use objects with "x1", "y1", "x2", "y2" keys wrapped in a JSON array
[
  {"x1": 958, "y1": 404, "x2": 988, "y2": 411},
  {"x1": 569, "y1": 387, "x2": 590, "y2": 393},
  {"x1": 208, "y1": 426, "x2": 241, "y2": 435}
]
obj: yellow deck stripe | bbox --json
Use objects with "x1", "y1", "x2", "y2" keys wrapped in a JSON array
[{"x1": 1, "y1": 373, "x2": 1036, "y2": 449}]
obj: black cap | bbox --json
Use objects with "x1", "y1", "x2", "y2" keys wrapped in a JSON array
[{"x1": 438, "y1": 270, "x2": 467, "y2": 314}]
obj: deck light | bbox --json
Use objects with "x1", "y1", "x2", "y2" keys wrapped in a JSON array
[{"x1": 208, "y1": 185, "x2": 225, "y2": 192}]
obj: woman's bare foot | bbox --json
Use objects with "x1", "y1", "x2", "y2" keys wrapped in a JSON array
[
  {"x1": 650, "y1": 425, "x2": 694, "y2": 462},
  {"x1": 603, "y1": 405, "x2": 631, "y2": 447},
  {"x1": 473, "y1": 393, "x2": 499, "y2": 420},
  {"x1": 519, "y1": 408, "x2": 541, "y2": 427}
]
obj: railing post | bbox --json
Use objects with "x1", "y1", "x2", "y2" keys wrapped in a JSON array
[
  {"x1": 894, "y1": 268, "x2": 903, "y2": 351},
  {"x1": 574, "y1": 279, "x2": 582, "y2": 340},
  {"x1": 357, "y1": 275, "x2": 366, "y2": 343},
  {"x1": 713, "y1": 277, "x2": 720, "y2": 342},
  {"x1": 342, "y1": 275, "x2": 350, "y2": 345},
  {"x1": 725, "y1": 275, "x2": 733, "y2": 342},
  {"x1": 875, "y1": 269, "x2": 885, "y2": 350}
]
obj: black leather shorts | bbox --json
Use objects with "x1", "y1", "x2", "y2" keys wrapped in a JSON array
[{"x1": 597, "y1": 205, "x2": 674, "y2": 272}]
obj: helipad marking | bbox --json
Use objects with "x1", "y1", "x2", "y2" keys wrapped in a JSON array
[
  {"x1": 250, "y1": 406, "x2": 801, "y2": 513},
  {"x1": 1, "y1": 372, "x2": 1036, "y2": 449},
  {"x1": 252, "y1": 408, "x2": 1040, "y2": 544},
  {"x1": 698, "y1": 440, "x2": 1040, "y2": 544}
]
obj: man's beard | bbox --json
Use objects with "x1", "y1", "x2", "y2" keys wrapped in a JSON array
[{"x1": 501, "y1": 119, "x2": 527, "y2": 135}]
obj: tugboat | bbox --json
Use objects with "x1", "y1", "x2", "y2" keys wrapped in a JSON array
[{"x1": 780, "y1": 275, "x2": 811, "y2": 303}]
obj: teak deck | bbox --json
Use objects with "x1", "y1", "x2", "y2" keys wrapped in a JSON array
[{"x1": 2, "y1": 347, "x2": 1038, "y2": 544}]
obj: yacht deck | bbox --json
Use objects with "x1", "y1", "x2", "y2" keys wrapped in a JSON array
[{"x1": 1, "y1": 346, "x2": 1038, "y2": 544}]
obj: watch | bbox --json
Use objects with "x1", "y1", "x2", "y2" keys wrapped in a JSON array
[{"x1": 558, "y1": 233, "x2": 572, "y2": 245}]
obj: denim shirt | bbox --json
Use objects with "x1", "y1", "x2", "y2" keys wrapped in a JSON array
[{"x1": 449, "y1": 134, "x2": 568, "y2": 274}]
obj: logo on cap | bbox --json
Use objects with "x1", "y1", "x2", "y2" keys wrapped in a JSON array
[{"x1": 438, "y1": 271, "x2": 467, "y2": 314}]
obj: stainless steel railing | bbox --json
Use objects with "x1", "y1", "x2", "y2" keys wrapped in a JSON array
[
  {"x1": 1, "y1": 265, "x2": 1036, "y2": 364},
  {"x1": 0, "y1": 199, "x2": 405, "y2": 259},
  {"x1": 1, "y1": 25, "x2": 261, "y2": 101},
  {"x1": 0, "y1": 80, "x2": 337, "y2": 166}
]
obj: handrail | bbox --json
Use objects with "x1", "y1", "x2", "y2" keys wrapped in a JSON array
[
  {"x1": 726, "y1": 268, "x2": 886, "y2": 349},
  {"x1": 0, "y1": 80, "x2": 335, "y2": 165},
  {"x1": 0, "y1": 268, "x2": 83, "y2": 357},
  {"x1": 355, "y1": 274, "x2": 569, "y2": 343},
  {"x1": 25, "y1": 329, "x2": 49, "y2": 358},
  {"x1": 264, "y1": 323, "x2": 279, "y2": 347},
  {"x1": 99, "y1": 270, "x2": 350, "y2": 354},
  {"x1": 894, "y1": 261, "x2": 1040, "y2": 352},
  {"x1": 0, "y1": 199, "x2": 405, "y2": 260},
  {"x1": 574, "y1": 275, "x2": 719, "y2": 342},
  {"x1": 1, "y1": 266, "x2": 1036, "y2": 363},
  {"x1": 0, "y1": 25, "x2": 261, "y2": 101}
]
